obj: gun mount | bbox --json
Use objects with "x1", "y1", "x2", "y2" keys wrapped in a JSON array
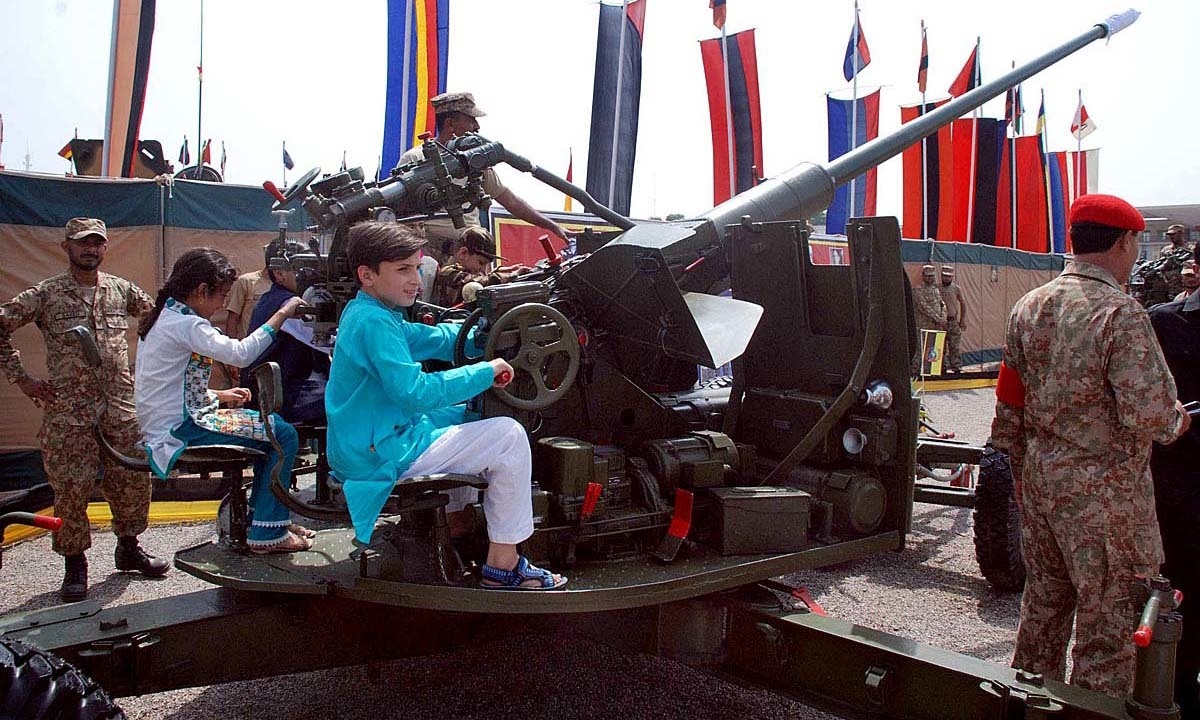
[{"x1": 3, "y1": 12, "x2": 1169, "y2": 720}]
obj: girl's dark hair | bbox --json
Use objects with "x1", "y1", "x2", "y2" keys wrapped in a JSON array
[{"x1": 139, "y1": 247, "x2": 238, "y2": 338}]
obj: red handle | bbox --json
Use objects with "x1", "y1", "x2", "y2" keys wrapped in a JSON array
[
  {"x1": 1133, "y1": 627, "x2": 1153, "y2": 648},
  {"x1": 581, "y1": 482, "x2": 603, "y2": 519},
  {"x1": 496, "y1": 370, "x2": 512, "y2": 386},
  {"x1": 32, "y1": 515, "x2": 63, "y2": 531},
  {"x1": 262, "y1": 180, "x2": 286, "y2": 203},
  {"x1": 537, "y1": 234, "x2": 562, "y2": 267}
]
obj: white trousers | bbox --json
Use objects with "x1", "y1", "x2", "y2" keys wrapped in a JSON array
[{"x1": 404, "y1": 416, "x2": 534, "y2": 545}]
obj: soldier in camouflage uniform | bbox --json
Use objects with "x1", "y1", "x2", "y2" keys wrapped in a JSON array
[
  {"x1": 990, "y1": 194, "x2": 1190, "y2": 696},
  {"x1": 938, "y1": 265, "x2": 967, "y2": 373},
  {"x1": 0, "y1": 218, "x2": 169, "y2": 603},
  {"x1": 912, "y1": 264, "x2": 948, "y2": 331},
  {"x1": 430, "y1": 227, "x2": 528, "y2": 308}
]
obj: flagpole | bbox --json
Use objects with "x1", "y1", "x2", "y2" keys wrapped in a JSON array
[
  {"x1": 1075, "y1": 89, "x2": 1083, "y2": 201},
  {"x1": 848, "y1": 1, "x2": 860, "y2": 221},
  {"x1": 920, "y1": 20, "x2": 928, "y2": 238},
  {"x1": 719, "y1": 20, "x2": 735, "y2": 200},
  {"x1": 399, "y1": 0, "x2": 415, "y2": 152},
  {"x1": 608, "y1": 0, "x2": 630, "y2": 207},
  {"x1": 1040, "y1": 90, "x2": 1054, "y2": 251},
  {"x1": 196, "y1": 0, "x2": 204, "y2": 171},
  {"x1": 965, "y1": 37, "x2": 980, "y2": 243},
  {"x1": 1010, "y1": 62, "x2": 1018, "y2": 249},
  {"x1": 282, "y1": 141, "x2": 287, "y2": 188}
]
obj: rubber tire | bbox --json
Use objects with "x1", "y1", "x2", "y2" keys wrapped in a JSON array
[
  {"x1": 0, "y1": 636, "x2": 125, "y2": 720},
  {"x1": 972, "y1": 445, "x2": 1026, "y2": 593}
]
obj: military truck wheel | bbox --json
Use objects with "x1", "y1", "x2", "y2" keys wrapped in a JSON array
[
  {"x1": 0, "y1": 636, "x2": 125, "y2": 719},
  {"x1": 972, "y1": 445, "x2": 1026, "y2": 593}
]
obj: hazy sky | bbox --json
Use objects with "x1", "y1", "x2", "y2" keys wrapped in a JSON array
[{"x1": 2, "y1": 0, "x2": 1197, "y2": 223}]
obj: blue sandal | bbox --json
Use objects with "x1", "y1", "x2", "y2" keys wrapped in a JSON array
[{"x1": 480, "y1": 556, "x2": 568, "y2": 590}]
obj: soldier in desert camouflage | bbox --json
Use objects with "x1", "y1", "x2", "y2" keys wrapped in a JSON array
[
  {"x1": 0, "y1": 217, "x2": 169, "y2": 603},
  {"x1": 990, "y1": 194, "x2": 1190, "y2": 696}
]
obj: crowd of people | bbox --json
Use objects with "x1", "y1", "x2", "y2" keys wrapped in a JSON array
[{"x1": 0, "y1": 91, "x2": 1195, "y2": 707}]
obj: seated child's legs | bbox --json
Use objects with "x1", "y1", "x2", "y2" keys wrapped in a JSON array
[
  {"x1": 404, "y1": 416, "x2": 533, "y2": 545},
  {"x1": 244, "y1": 415, "x2": 299, "y2": 545}
]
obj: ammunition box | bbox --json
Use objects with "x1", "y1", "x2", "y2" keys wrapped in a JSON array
[
  {"x1": 680, "y1": 460, "x2": 725, "y2": 489},
  {"x1": 737, "y1": 390, "x2": 839, "y2": 464},
  {"x1": 536, "y1": 437, "x2": 594, "y2": 496},
  {"x1": 709, "y1": 486, "x2": 811, "y2": 555}
]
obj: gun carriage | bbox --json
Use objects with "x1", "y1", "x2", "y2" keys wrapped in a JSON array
[{"x1": 2, "y1": 13, "x2": 1182, "y2": 719}]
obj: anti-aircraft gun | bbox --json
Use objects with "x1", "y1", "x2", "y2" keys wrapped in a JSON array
[{"x1": 4, "y1": 12, "x2": 1182, "y2": 720}]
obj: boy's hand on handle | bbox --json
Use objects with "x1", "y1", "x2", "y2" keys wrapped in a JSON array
[{"x1": 490, "y1": 358, "x2": 514, "y2": 388}]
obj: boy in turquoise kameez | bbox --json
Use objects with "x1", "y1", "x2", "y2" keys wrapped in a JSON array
[{"x1": 325, "y1": 221, "x2": 566, "y2": 590}]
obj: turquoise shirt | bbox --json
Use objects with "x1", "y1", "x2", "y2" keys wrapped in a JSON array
[{"x1": 326, "y1": 290, "x2": 494, "y2": 541}]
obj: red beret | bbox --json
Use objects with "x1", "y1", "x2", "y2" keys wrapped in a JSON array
[{"x1": 1068, "y1": 194, "x2": 1146, "y2": 232}]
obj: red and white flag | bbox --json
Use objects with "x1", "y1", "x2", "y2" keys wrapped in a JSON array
[
  {"x1": 1070, "y1": 95, "x2": 1096, "y2": 140},
  {"x1": 563, "y1": 148, "x2": 574, "y2": 212}
]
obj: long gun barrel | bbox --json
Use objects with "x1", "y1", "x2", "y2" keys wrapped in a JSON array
[{"x1": 704, "y1": 10, "x2": 1140, "y2": 230}]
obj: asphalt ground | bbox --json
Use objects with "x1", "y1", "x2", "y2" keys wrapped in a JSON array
[{"x1": 0, "y1": 387, "x2": 1010, "y2": 720}]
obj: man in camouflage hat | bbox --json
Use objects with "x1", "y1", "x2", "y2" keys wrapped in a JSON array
[
  {"x1": 397, "y1": 91, "x2": 572, "y2": 264},
  {"x1": 0, "y1": 217, "x2": 169, "y2": 603},
  {"x1": 911, "y1": 264, "x2": 948, "y2": 333},
  {"x1": 1159, "y1": 223, "x2": 1189, "y2": 257},
  {"x1": 430, "y1": 227, "x2": 530, "y2": 309},
  {"x1": 938, "y1": 265, "x2": 968, "y2": 373},
  {"x1": 990, "y1": 193, "x2": 1190, "y2": 696}
]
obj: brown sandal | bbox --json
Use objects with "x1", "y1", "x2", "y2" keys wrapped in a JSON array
[{"x1": 249, "y1": 531, "x2": 313, "y2": 555}]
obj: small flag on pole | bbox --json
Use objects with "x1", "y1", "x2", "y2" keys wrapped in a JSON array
[
  {"x1": 220, "y1": 141, "x2": 227, "y2": 177},
  {"x1": 339, "y1": 150, "x2": 347, "y2": 173},
  {"x1": 709, "y1": 0, "x2": 726, "y2": 30},
  {"x1": 1036, "y1": 92, "x2": 1046, "y2": 135},
  {"x1": 917, "y1": 22, "x2": 928, "y2": 94},
  {"x1": 1070, "y1": 95, "x2": 1096, "y2": 140},
  {"x1": 282, "y1": 142, "x2": 295, "y2": 170},
  {"x1": 842, "y1": 14, "x2": 871, "y2": 81},
  {"x1": 564, "y1": 148, "x2": 574, "y2": 212},
  {"x1": 201, "y1": 139, "x2": 212, "y2": 165},
  {"x1": 178, "y1": 136, "x2": 190, "y2": 166},
  {"x1": 1004, "y1": 85, "x2": 1023, "y2": 132},
  {"x1": 948, "y1": 45, "x2": 979, "y2": 97},
  {"x1": 59, "y1": 140, "x2": 74, "y2": 160}
]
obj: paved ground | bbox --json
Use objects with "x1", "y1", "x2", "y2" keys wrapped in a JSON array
[{"x1": 0, "y1": 388, "x2": 1013, "y2": 720}]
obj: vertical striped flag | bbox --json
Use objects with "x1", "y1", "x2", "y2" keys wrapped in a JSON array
[
  {"x1": 380, "y1": 0, "x2": 451, "y2": 173},
  {"x1": 826, "y1": 89, "x2": 880, "y2": 231},
  {"x1": 709, "y1": 0, "x2": 726, "y2": 30},
  {"x1": 220, "y1": 141, "x2": 227, "y2": 177},
  {"x1": 201, "y1": 138, "x2": 211, "y2": 165},
  {"x1": 917, "y1": 22, "x2": 928, "y2": 94},
  {"x1": 102, "y1": 0, "x2": 157, "y2": 177},
  {"x1": 842, "y1": 14, "x2": 871, "y2": 81},
  {"x1": 700, "y1": 29, "x2": 764, "y2": 205},
  {"x1": 586, "y1": 0, "x2": 647, "y2": 216},
  {"x1": 178, "y1": 136, "x2": 190, "y2": 166}
]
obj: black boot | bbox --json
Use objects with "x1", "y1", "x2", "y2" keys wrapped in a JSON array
[
  {"x1": 114, "y1": 536, "x2": 169, "y2": 577},
  {"x1": 60, "y1": 554, "x2": 87, "y2": 603}
]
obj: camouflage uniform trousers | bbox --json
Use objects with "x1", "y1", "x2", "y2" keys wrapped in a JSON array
[
  {"x1": 40, "y1": 416, "x2": 152, "y2": 556},
  {"x1": 944, "y1": 318, "x2": 962, "y2": 370},
  {"x1": 1013, "y1": 504, "x2": 1158, "y2": 696}
]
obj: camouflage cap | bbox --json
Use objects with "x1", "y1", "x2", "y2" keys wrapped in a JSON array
[
  {"x1": 65, "y1": 217, "x2": 107, "y2": 241},
  {"x1": 921, "y1": 264, "x2": 936, "y2": 274},
  {"x1": 1182, "y1": 265, "x2": 1197, "y2": 276},
  {"x1": 941, "y1": 265, "x2": 954, "y2": 276},
  {"x1": 430, "y1": 91, "x2": 486, "y2": 118},
  {"x1": 460, "y1": 226, "x2": 506, "y2": 262},
  {"x1": 1166, "y1": 223, "x2": 1187, "y2": 236}
]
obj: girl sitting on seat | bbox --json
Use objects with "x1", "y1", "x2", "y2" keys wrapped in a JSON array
[{"x1": 135, "y1": 248, "x2": 312, "y2": 554}]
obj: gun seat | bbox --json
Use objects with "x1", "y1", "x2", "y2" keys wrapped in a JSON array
[{"x1": 93, "y1": 427, "x2": 261, "y2": 551}]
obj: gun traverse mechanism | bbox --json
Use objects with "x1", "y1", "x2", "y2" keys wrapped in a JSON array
[{"x1": 1, "y1": 12, "x2": 1164, "y2": 720}]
